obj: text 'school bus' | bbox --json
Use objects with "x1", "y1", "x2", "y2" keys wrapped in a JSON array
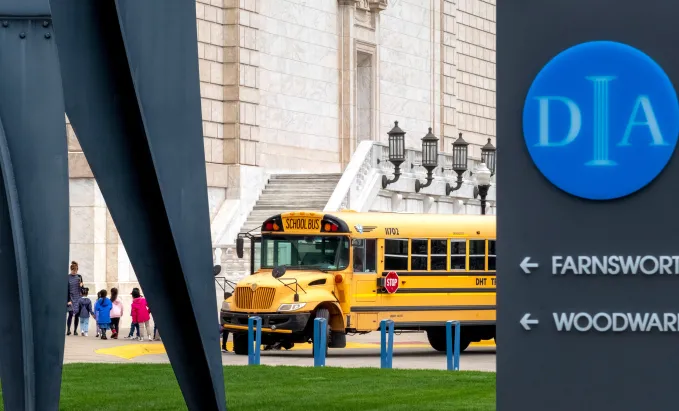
[{"x1": 220, "y1": 211, "x2": 496, "y2": 355}]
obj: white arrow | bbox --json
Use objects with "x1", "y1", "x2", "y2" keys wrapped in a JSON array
[
  {"x1": 520, "y1": 256, "x2": 539, "y2": 274},
  {"x1": 520, "y1": 313, "x2": 539, "y2": 330}
]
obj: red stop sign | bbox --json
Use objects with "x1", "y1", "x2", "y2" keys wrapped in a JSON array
[{"x1": 384, "y1": 271, "x2": 400, "y2": 294}]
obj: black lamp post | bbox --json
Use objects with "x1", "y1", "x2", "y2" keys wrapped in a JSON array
[
  {"x1": 415, "y1": 128, "x2": 439, "y2": 193},
  {"x1": 382, "y1": 121, "x2": 406, "y2": 189},
  {"x1": 445, "y1": 132, "x2": 469, "y2": 195},
  {"x1": 474, "y1": 138, "x2": 496, "y2": 215}
]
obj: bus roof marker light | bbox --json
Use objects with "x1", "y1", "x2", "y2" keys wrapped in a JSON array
[
  {"x1": 415, "y1": 127, "x2": 439, "y2": 193},
  {"x1": 382, "y1": 121, "x2": 406, "y2": 189},
  {"x1": 446, "y1": 132, "x2": 470, "y2": 196}
]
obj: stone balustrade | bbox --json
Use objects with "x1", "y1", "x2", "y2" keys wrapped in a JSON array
[{"x1": 325, "y1": 140, "x2": 496, "y2": 214}]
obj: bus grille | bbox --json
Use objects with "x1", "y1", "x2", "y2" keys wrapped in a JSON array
[{"x1": 235, "y1": 287, "x2": 276, "y2": 310}]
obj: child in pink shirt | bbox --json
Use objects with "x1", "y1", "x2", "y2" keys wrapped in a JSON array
[{"x1": 131, "y1": 288, "x2": 152, "y2": 341}]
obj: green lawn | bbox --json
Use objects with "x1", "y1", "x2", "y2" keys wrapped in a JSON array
[{"x1": 0, "y1": 364, "x2": 495, "y2": 410}]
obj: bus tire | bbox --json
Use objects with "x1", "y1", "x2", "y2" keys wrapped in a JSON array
[
  {"x1": 314, "y1": 308, "x2": 331, "y2": 356},
  {"x1": 330, "y1": 331, "x2": 347, "y2": 348},
  {"x1": 426, "y1": 328, "x2": 471, "y2": 352},
  {"x1": 233, "y1": 333, "x2": 249, "y2": 355}
]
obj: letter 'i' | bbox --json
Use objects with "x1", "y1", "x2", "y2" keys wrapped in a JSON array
[{"x1": 586, "y1": 76, "x2": 617, "y2": 166}]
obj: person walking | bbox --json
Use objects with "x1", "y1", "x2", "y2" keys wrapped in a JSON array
[
  {"x1": 66, "y1": 261, "x2": 83, "y2": 336},
  {"x1": 109, "y1": 288, "x2": 123, "y2": 339},
  {"x1": 131, "y1": 288, "x2": 151, "y2": 341},
  {"x1": 94, "y1": 289, "x2": 113, "y2": 340},
  {"x1": 74, "y1": 287, "x2": 94, "y2": 336}
]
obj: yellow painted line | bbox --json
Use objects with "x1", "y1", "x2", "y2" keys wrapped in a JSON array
[
  {"x1": 95, "y1": 339, "x2": 496, "y2": 360},
  {"x1": 95, "y1": 343, "x2": 167, "y2": 360}
]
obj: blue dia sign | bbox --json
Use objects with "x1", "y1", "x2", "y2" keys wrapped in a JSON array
[{"x1": 523, "y1": 41, "x2": 679, "y2": 200}]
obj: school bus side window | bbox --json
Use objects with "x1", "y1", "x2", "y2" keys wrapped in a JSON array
[
  {"x1": 450, "y1": 240, "x2": 466, "y2": 270},
  {"x1": 488, "y1": 240, "x2": 496, "y2": 271},
  {"x1": 411, "y1": 239, "x2": 427, "y2": 270},
  {"x1": 353, "y1": 239, "x2": 377, "y2": 273},
  {"x1": 384, "y1": 239, "x2": 408, "y2": 270},
  {"x1": 469, "y1": 239, "x2": 486, "y2": 270},
  {"x1": 431, "y1": 239, "x2": 447, "y2": 270}
]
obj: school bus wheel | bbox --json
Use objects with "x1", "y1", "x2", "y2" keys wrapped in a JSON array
[
  {"x1": 426, "y1": 327, "x2": 471, "y2": 352},
  {"x1": 313, "y1": 308, "x2": 331, "y2": 356}
]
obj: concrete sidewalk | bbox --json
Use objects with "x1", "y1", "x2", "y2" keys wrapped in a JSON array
[{"x1": 63, "y1": 328, "x2": 496, "y2": 372}]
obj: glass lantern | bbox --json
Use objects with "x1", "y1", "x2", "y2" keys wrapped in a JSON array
[
  {"x1": 476, "y1": 163, "x2": 492, "y2": 187},
  {"x1": 452, "y1": 132, "x2": 469, "y2": 173},
  {"x1": 421, "y1": 128, "x2": 439, "y2": 171},
  {"x1": 481, "y1": 138, "x2": 496, "y2": 176},
  {"x1": 387, "y1": 121, "x2": 405, "y2": 167}
]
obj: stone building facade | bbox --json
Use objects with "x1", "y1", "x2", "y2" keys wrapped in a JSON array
[{"x1": 66, "y1": 0, "x2": 496, "y2": 325}]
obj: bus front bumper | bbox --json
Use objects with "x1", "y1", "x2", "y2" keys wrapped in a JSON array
[{"x1": 221, "y1": 310, "x2": 310, "y2": 334}]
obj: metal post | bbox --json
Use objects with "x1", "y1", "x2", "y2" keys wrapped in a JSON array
[
  {"x1": 313, "y1": 317, "x2": 327, "y2": 367},
  {"x1": 380, "y1": 319, "x2": 395, "y2": 369},
  {"x1": 248, "y1": 316, "x2": 261, "y2": 366},
  {"x1": 478, "y1": 185, "x2": 490, "y2": 215},
  {"x1": 446, "y1": 320, "x2": 461, "y2": 371}
]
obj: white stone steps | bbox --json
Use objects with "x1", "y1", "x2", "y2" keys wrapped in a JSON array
[{"x1": 221, "y1": 172, "x2": 341, "y2": 279}]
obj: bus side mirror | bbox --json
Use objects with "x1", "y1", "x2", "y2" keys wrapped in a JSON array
[
  {"x1": 236, "y1": 237, "x2": 244, "y2": 258},
  {"x1": 213, "y1": 265, "x2": 222, "y2": 276},
  {"x1": 272, "y1": 266, "x2": 286, "y2": 278}
]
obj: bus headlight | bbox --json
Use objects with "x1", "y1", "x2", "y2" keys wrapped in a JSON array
[
  {"x1": 278, "y1": 303, "x2": 306, "y2": 312},
  {"x1": 221, "y1": 301, "x2": 231, "y2": 311}
]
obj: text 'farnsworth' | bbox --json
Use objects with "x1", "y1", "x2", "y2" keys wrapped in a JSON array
[{"x1": 552, "y1": 256, "x2": 679, "y2": 275}]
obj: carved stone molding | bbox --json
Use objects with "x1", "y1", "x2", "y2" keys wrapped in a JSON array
[{"x1": 368, "y1": 0, "x2": 388, "y2": 12}]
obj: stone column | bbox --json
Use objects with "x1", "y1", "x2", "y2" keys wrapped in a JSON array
[
  {"x1": 196, "y1": 0, "x2": 229, "y2": 216},
  {"x1": 442, "y1": 0, "x2": 459, "y2": 150},
  {"x1": 338, "y1": 0, "x2": 388, "y2": 167},
  {"x1": 223, "y1": 0, "x2": 259, "y2": 169},
  {"x1": 338, "y1": 0, "x2": 358, "y2": 168}
]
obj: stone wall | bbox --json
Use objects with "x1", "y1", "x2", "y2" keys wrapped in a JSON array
[
  {"x1": 258, "y1": 0, "x2": 341, "y2": 173},
  {"x1": 379, "y1": 0, "x2": 437, "y2": 148},
  {"x1": 455, "y1": 0, "x2": 496, "y2": 156}
]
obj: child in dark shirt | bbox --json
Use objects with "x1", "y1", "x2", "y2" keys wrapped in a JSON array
[{"x1": 75, "y1": 288, "x2": 94, "y2": 336}]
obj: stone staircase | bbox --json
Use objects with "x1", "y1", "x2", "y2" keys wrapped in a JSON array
[
  {"x1": 239, "y1": 173, "x2": 342, "y2": 235},
  {"x1": 217, "y1": 173, "x2": 342, "y2": 282}
]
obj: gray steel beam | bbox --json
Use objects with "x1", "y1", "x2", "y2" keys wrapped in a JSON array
[
  {"x1": 0, "y1": 13, "x2": 69, "y2": 411},
  {"x1": 50, "y1": 1, "x2": 226, "y2": 410},
  {"x1": 0, "y1": 0, "x2": 50, "y2": 17}
]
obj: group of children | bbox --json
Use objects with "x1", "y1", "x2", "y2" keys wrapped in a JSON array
[{"x1": 71, "y1": 286, "x2": 158, "y2": 341}]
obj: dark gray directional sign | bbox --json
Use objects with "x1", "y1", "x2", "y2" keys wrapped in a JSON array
[{"x1": 498, "y1": 1, "x2": 679, "y2": 409}]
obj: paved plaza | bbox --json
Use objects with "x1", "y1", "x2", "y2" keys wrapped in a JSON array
[{"x1": 64, "y1": 329, "x2": 496, "y2": 372}]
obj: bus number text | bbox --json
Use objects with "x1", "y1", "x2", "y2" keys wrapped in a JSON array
[{"x1": 385, "y1": 227, "x2": 400, "y2": 235}]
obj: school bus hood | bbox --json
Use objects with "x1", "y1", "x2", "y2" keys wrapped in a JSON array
[{"x1": 237, "y1": 270, "x2": 335, "y2": 288}]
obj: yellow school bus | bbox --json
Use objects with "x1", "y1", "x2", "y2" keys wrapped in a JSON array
[{"x1": 221, "y1": 210, "x2": 496, "y2": 355}]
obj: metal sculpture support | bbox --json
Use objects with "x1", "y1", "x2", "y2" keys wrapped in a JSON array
[
  {"x1": 0, "y1": 2, "x2": 69, "y2": 410},
  {"x1": 0, "y1": 1, "x2": 227, "y2": 410}
]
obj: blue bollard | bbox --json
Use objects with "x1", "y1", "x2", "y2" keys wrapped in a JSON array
[
  {"x1": 313, "y1": 317, "x2": 327, "y2": 367},
  {"x1": 380, "y1": 319, "x2": 395, "y2": 369},
  {"x1": 248, "y1": 316, "x2": 262, "y2": 365},
  {"x1": 446, "y1": 320, "x2": 461, "y2": 371}
]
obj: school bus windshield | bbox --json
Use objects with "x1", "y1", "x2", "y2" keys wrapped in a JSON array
[{"x1": 261, "y1": 235, "x2": 350, "y2": 271}]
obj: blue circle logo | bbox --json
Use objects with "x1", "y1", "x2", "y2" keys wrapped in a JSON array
[{"x1": 523, "y1": 41, "x2": 679, "y2": 200}]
